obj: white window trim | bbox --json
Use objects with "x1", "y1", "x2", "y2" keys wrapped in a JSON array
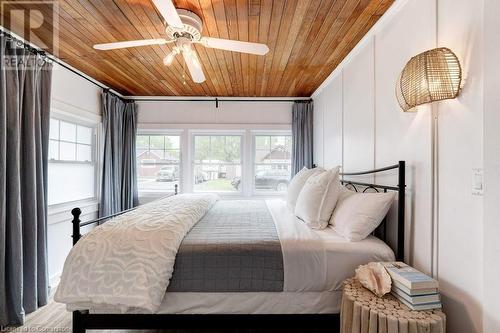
[
  {"x1": 48, "y1": 110, "x2": 101, "y2": 212},
  {"x1": 136, "y1": 130, "x2": 184, "y2": 198},
  {"x1": 190, "y1": 131, "x2": 245, "y2": 196}
]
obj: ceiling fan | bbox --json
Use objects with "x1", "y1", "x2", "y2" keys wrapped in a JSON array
[{"x1": 93, "y1": 0, "x2": 270, "y2": 84}]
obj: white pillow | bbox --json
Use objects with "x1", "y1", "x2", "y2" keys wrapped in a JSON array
[
  {"x1": 330, "y1": 189, "x2": 396, "y2": 241},
  {"x1": 294, "y1": 167, "x2": 341, "y2": 229},
  {"x1": 286, "y1": 167, "x2": 322, "y2": 211}
]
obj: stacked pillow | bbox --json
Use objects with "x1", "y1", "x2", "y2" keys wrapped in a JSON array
[
  {"x1": 294, "y1": 167, "x2": 341, "y2": 229},
  {"x1": 286, "y1": 166, "x2": 396, "y2": 241},
  {"x1": 286, "y1": 166, "x2": 323, "y2": 211},
  {"x1": 329, "y1": 188, "x2": 395, "y2": 241}
]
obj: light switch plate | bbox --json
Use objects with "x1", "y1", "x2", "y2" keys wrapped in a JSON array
[{"x1": 472, "y1": 168, "x2": 483, "y2": 196}]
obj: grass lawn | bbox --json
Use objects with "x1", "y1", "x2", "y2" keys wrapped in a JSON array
[{"x1": 194, "y1": 178, "x2": 237, "y2": 192}]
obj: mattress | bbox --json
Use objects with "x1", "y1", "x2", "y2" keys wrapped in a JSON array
[{"x1": 83, "y1": 199, "x2": 394, "y2": 315}]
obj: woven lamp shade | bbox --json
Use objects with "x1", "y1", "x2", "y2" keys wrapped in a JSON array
[{"x1": 396, "y1": 47, "x2": 462, "y2": 112}]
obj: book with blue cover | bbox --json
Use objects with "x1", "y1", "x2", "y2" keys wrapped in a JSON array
[
  {"x1": 383, "y1": 262, "x2": 439, "y2": 290},
  {"x1": 391, "y1": 285, "x2": 440, "y2": 304},
  {"x1": 392, "y1": 292, "x2": 442, "y2": 311}
]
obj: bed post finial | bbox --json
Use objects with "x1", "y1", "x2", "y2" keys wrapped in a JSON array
[{"x1": 71, "y1": 208, "x2": 82, "y2": 246}]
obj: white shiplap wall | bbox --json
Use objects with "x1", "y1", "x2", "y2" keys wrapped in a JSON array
[{"x1": 312, "y1": 0, "x2": 485, "y2": 331}]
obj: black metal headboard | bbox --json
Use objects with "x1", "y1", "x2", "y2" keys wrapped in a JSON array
[{"x1": 338, "y1": 161, "x2": 405, "y2": 261}]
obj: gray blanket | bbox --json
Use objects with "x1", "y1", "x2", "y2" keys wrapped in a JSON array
[{"x1": 167, "y1": 200, "x2": 284, "y2": 292}]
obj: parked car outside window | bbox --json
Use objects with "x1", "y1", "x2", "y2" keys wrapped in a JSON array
[{"x1": 231, "y1": 169, "x2": 290, "y2": 191}]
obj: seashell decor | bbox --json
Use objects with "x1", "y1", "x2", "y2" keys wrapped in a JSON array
[{"x1": 354, "y1": 262, "x2": 392, "y2": 297}]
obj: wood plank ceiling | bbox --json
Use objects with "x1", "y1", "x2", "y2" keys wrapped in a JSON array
[{"x1": 0, "y1": 0, "x2": 394, "y2": 96}]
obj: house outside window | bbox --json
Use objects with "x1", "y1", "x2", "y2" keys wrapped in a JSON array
[{"x1": 253, "y1": 135, "x2": 292, "y2": 193}]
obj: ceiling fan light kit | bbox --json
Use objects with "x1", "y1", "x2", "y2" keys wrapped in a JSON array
[{"x1": 93, "y1": 1, "x2": 269, "y2": 84}]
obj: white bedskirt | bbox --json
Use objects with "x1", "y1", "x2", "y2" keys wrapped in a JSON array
[{"x1": 76, "y1": 290, "x2": 343, "y2": 315}]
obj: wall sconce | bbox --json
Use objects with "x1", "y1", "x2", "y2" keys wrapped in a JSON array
[{"x1": 396, "y1": 47, "x2": 462, "y2": 112}]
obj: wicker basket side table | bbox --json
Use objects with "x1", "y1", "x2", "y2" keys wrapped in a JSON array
[{"x1": 341, "y1": 278, "x2": 446, "y2": 333}]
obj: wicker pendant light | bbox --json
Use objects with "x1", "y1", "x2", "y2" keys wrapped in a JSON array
[{"x1": 396, "y1": 47, "x2": 462, "y2": 112}]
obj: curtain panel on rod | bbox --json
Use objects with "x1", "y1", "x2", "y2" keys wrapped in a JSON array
[
  {"x1": 100, "y1": 91, "x2": 138, "y2": 217},
  {"x1": 0, "y1": 36, "x2": 53, "y2": 326},
  {"x1": 291, "y1": 100, "x2": 314, "y2": 176}
]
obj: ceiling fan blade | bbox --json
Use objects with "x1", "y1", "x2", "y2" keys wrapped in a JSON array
[
  {"x1": 94, "y1": 38, "x2": 167, "y2": 50},
  {"x1": 182, "y1": 49, "x2": 206, "y2": 83},
  {"x1": 151, "y1": 0, "x2": 184, "y2": 29},
  {"x1": 201, "y1": 37, "x2": 269, "y2": 55}
]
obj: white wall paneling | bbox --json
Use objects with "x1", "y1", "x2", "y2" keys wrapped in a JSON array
[
  {"x1": 312, "y1": 0, "x2": 487, "y2": 330},
  {"x1": 342, "y1": 37, "x2": 375, "y2": 174},
  {"x1": 315, "y1": 72, "x2": 343, "y2": 169},
  {"x1": 483, "y1": 1, "x2": 500, "y2": 331},
  {"x1": 436, "y1": 0, "x2": 484, "y2": 332}
]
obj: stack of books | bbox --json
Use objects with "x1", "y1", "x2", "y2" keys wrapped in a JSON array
[{"x1": 382, "y1": 262, "x2": 441, "y2": 311}]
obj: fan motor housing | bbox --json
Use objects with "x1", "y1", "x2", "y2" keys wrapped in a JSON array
[{"x1": 165, "y1": 9, "x2": 203, "y2": 41}]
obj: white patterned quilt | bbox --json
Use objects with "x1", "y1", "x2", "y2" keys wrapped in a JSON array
[{"x1": 54, "y1": 194, "x2": 218, "y2": 313}]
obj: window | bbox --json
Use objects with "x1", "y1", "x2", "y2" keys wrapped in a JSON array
[
  {"x1": 254, "y1": 135, "x2": 292, "y2": 193},
  {"x1": 48, "y1": 118, "x2": 96, "y2": 205},
  {"x1": 136, "y1": 134, "x2": 180, "y2": 194},
  {"x1": 193, "y1": 135, "x2": 242, "y2": 192}
]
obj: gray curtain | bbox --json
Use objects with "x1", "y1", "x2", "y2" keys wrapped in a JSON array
[
  {"x1": 0, "y1": 35, "x2": 52, "y2": 326},
  {"x1": 100, "y1": 92, "x2": 138, "y2": 217},
  {"x1": 291, "y1": 100, "x2": 314, "y2": 176}
]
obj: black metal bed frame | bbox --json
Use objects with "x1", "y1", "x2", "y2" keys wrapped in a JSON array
[{"x1": 68, "y1": 161, "x2": 405, "y2": 333}]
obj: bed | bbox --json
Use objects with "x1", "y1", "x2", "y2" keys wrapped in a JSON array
[{"x1": 60, "y1": 161, "x2": 405, "y2": 332}]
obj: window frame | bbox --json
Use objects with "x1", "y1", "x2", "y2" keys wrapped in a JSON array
[
  {"x1": 49, "y1": 118, "x2": 96, "y2": 164},
  {"x1": 136, "y1": 131, "x2": 183, "y2": 198},
  {"x1": 251, "y1": 131, "x2": 292, "y2": 196},
  {"x1": 190, "y1": 131, "x2": 245, "y2": 195},
  {"x1": 47, "y1": 114, "x2": 99, "y2": 209}
]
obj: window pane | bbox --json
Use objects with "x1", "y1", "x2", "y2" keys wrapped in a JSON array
[
  {"x1": 136, "y1": 135, "x2": 149, "y2": 149},
  {"x1": 49, "y1": 140, "x2": 59, "y2": 160},
  {"x1": 76, "y1": 144, "x2": 92, "y2": 162},
  {"x1": 194, "y1": 136, "x2": 210, "y2": 163},
  {"x1": 165, "y1": 136, "x2": 180, "y2": 150},
  {"x1": 193, "y1": 164, "x2": 240, "y2": 192},
  {"x1": 165, "y1": 149, "x2": 180, "y2": 163},
  {"x1": 193, "y1": 135, "x2": 242, "y2": 193},
  {"x1": 60, "y1": 121, "x2": 76, "y2": 142},
  {"x1": 136, "y1": 134, "x2": 181, "y2": 194},
  {"x1": 49, "y1": 119, "x2": 59, "y2": 140},
  {"x1": 256, "y1": 136, "x2": 270, "y2": 150},
  {"x1": 48, "y1": 163, "x2": 95, "y2": 205},
  {"x1": 77, "y1": 125, "x2": 92, "y2": 144},
  {"x1": 150, "y1": 136, "x2": 164, "y2": 150},
  {"x1": 149, "y1": 149, "x2": 164, "y2": 161},
  {"x1": 254, "y1": 165, "x2": 291, "y2": 192},
  {"x1": 254, "y1": 135, "x2": 292, "y2": 193},
  {"x1": 210, "y1": 136, "x2": 226, "y2": 162},
  {"x1": 60, "y1": 142, "x2": 76, "y2": 161},
  {"x1": 137, "y1": 162, "x2": 179, "y2": 193},
  {"x1": 225, "y1": 136, "x2": 241, "y2": 163}
]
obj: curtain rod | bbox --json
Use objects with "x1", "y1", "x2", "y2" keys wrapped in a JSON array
[
  {"x1": 130, "y1": 98, "x2": 311, "y2": 102},
  {"x1": 0, "y1": 28, "x2": 122, "y2": 97},
  {"x1": 129, "y1": 98, "x2": 312, "y2": 108}
]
